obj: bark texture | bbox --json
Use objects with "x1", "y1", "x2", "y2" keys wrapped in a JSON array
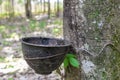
[
  {"x1": 48, "y1": 0, "x2": 50, "y2": 19},
  {"x1": 56, "y1": 0, "x2": 60, "y2": 17},
  {"x1": 25, "y1": 0, "x2": 32, "y2": 18},
  {"x1": 64, "y1": 0, "x2": 120, "y2": 80},
  {"x1": 63, "y1": 0, "x2": 86, "y2": 79}
]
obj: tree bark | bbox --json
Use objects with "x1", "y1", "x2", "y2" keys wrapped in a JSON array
[
  {"x1": 48, "y1": 0, "x2": 50, "y2": 19},
  {"x1": 54, "y1": 1, "x2": 56, "y2": 13},
  {"x1": 63, "y1": 0, "x2": 85, "y2": 79},
  {"x1": 43, "y1": 0, "x2": 45, "y2": 13},
  {"x1": 10, "y1": 0, "x2": 14, "y2": 17},
  {"x1": 56, "y1": 0, "x2": 59, "y2": 17},
  {"x1": 64, "y1": 0, "x2": 120, "y2": 80},
  {"x1": 25, "y1": 0, "x2": 32, "y2": 19},
  {"x1": 40, "y1": 0, "x2": 43, "y2": 13}
]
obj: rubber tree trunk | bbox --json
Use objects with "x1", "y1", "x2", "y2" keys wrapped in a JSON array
[
  {"x1": 56, "y1": 0, "x2": 59, "y2": 17},
  {"x1": 64, "y1": 0, "x2": 86, "y2": 48},
  {"x1": 0, "y1": 0, "x2": 2, "y2": 14},
  {"x1": 63, "y1": 0, "x2": 120, "y2": 80},
  {"x1": 40, "y1": 0, "x2": 43, "y2": 13},
  {"x1": 48, "y1": 0, "x2": 50, "y2": 19},
  {"x1": 54, "y1": 1, "x2": 56, "y2": 14},
  {"x1": 63, "y1": 0, "x2": 85, "y2": 79},
  {"x1": 25, "y1": 0, "x2": 32, "y2": 19},
  {"x1": 9, "y1": 0, "x2": 14, "y2": 17},
  {"x1": 43, "y1": 0, "x2": 45, "y2": 13}
]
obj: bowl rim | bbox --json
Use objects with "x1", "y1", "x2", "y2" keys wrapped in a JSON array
[{"x1": 20, "y1": 37, "x2": 71, "y2": 47}]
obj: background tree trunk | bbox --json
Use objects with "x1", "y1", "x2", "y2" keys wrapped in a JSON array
[
  {"x1": 25, "y1": 0, "x2": 32, "y2": 19},
  {"x1": 40, "y1": 0, "x2": 43, "y2": 13},
  {"x1": 64, "y1": 0, "x2": 120, "y2": 80},
  {"x1": 48, "y1": 0, "x2": 50, "y2": 19},
  {"x1": 43, "y1": 0, "x2": 45, "y2": 13},
  {"x1": 56, "y1": 0, "x2": 59, "y2": 17},
  {"x1": 54, "y1": 1, "x2": 56, "y2": 14},
  {"x1": 10, "y1": 0, "x2": 14, "y2": 17}
]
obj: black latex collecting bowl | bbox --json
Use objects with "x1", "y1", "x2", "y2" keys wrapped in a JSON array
[{"x1": 21, "y1": 37, "x2": 71, "y2": 75}]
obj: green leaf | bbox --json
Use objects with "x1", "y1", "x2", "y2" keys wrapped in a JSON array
[
  {"x1": 66, "y1": 54, "x2": 76, "y2": 58},
  {"x1": 69, "y1": 57, "x2": 79, "y2": 68},
  {"x1": 64, "y1": 58, "x2": 69, "y2": 68}
]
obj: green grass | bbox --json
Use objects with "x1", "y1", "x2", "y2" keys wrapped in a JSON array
[
  {"x1": 8, "y1": 78, "x2": 14, "y2": 80},
  {"x1": 29, "y1": 20, "x2": 47, "y2": 31},
  {"x1": 53, "y1": 19, "x2": 63, "y2": 25},
  {"x1": 0, "y1": 25, "x2": 6, "y2": 32},
  {"x1": 0, "y1": 12, "x2": 22, "y2": 18},
  {"x1": 2, "y1": 41, "x2": 12, "y2": 46},
  {"x1": 0, "y1": 57, "x2": 5, "y2": 62},
  {"x1": 0, "y1": 25, "x2": 17, "y2": 38},
  {"x1": 38, "y1": 21, "x2": 47, "y2": 29},
  {"x1": 0, "y1": 25, "x2": 8, "y2": 38},
  {"x1": 52, "y1": 27, "x2": 62, "y2": 36}
]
